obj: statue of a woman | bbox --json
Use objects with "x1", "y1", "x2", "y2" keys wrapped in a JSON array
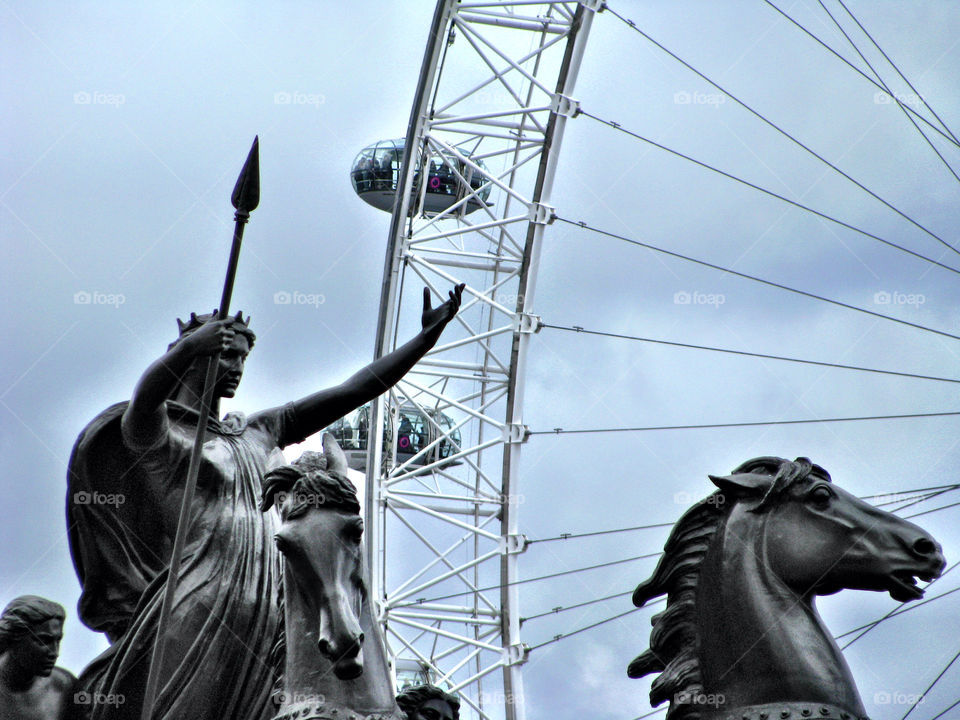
[{"x1": 67, "y1": 285, "x2": 463, "y2": 720}]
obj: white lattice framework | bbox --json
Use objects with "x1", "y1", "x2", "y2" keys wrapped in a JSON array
[{"x1": 364, "y1": 3, "x2": 598, "y2": 719}]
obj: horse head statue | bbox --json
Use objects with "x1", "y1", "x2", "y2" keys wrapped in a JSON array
[
  {"x1": 629, "y1": 456, "x2": 945, "y2": 720},
  {"x1": 262, "y1": 434, "x2": 402, "y2": 720}
]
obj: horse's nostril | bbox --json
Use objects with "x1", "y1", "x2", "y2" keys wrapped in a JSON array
[{"x1": 913, "y1": 537, "x2": 937, "y2": 556}]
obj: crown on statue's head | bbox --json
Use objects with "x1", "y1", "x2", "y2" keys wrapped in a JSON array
[{"x1": 169, "y1": 310, "x2": 256, "y2": 350}]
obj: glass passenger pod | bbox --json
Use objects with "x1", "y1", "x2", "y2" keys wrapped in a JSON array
[
  {"x1": 350, "y1": 138, "x2": 492, "y2": 216},
  {"x1": 325, "y1": 403, "x2": 462, "y2": 473},
  {"x1": 394, "y1": 658, "x2": 459, "y2": 698}
]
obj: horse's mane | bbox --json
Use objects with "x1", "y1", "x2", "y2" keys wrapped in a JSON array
[
  {"x1": 260, "y1": 451, "x2": 360, "y2": 516},
  {"x1": 628, "y1": 457, "x2": 825, "y2": 720}
]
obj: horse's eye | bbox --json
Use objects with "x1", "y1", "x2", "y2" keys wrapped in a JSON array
[
  {"x1": 274, "y1": 535, "x2": 291, "y2": 554},
  {"x1": 285, "y1": 502, "x2": 309, "y2": 521},
  {"x1": 346, "y1": 522, "x2": 364, "y2": 544},
  {"x1": 808, "y1": 486, "x2": 833, "y2": 508}
]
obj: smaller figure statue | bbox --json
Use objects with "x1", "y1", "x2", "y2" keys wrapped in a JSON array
[
  {"x1": 0, "y1": 596, "x2": 76, "y2": 720},
  {"x1": 396, "y1": 684, "x2": 460, "y2": 720}
]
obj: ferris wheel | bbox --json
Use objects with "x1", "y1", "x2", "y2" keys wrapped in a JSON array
[
  {"x1": 340, "y1": 3, "x2": 960, "y2": 720},
  {"x1": 342, "y1": 2, "x2": 601, "y2": 719}
]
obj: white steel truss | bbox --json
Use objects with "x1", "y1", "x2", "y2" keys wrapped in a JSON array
[{"x1": 366, "y1": 3, "x2": 598, "y2": 719}]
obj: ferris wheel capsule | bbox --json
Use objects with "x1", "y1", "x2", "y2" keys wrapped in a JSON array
[
  {"x1": 350, "y1": 138, "x2": 492, "y2": 216},
  {"x1": 326, "y1": 402, "x2": 463, "y2": 472}
]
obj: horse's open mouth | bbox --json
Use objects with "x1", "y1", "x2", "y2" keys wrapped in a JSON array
[{"x1": 888, "y1": 570, "x2": 937, "y2": 602}]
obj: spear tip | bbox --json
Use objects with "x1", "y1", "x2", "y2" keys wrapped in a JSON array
[{"x1": 231, "y1": 136, "x2": 260, "y2": 213}]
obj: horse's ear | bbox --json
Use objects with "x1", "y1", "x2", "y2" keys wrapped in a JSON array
[
  {"x1": 709, "y1": 472, "x2": 771, "y2": 496},
  {"x1": 322, "y1": 433, "x2": 349, "y2": 477},
  {"x1": 261, "y1": 466, "x2": 299, "y2": 512}
]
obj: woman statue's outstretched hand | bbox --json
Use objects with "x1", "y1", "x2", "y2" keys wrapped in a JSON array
[{"x1": 421, "y1": 284, "x2": 465, "y2": 339}]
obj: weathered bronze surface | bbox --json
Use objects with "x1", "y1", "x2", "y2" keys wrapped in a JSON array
[
  {"x1": 67, "y1": 281, "x2": 463, "y2": 719},
  {"x1": 262, "y1": 439, "x2": 403, "y2": 720},
  {"x1": 0, "y1": 596, "x2": 76, "y2": 720},
  {"x1": 629, "y1": 456, "x2": 945, "y2": 720}
]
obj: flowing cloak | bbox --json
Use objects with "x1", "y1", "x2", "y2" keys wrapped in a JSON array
[{"x1": 67, "y1": 400, "x2": 306, "y2": 720}]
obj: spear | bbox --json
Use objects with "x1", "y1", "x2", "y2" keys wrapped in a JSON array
[{"x1": 140, "y1": 136, "x2": 260, "y2": 720}]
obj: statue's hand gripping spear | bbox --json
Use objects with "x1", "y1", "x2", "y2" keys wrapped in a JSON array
[{"x1": 140, "y1": 137, "x2": 260, "y2": 720}]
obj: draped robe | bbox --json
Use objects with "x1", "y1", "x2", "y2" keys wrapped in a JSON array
[{"x1": 67, "y1": 401, "x2": 304, "y2": 720}]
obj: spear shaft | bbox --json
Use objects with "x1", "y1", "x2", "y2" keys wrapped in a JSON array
[{"x1": 140, "y1": 137, "x2": 260, "y2": 720}]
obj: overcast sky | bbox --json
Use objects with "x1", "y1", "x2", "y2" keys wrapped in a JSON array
[{"x1": 3, "y1": 2, "x2": 960, "y2": 719}]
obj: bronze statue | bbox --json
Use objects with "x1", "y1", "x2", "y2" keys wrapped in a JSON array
[
  {"x1": 396, "y1": 685, "x2": 460, "y2": 720},
  {"x1": 67, "y1": 284, "x2": 463, "y2": 720},
  {"x1": 261, "y1": 440, "x2": 403, "y2": 720},
  {"x1": 0, "y1": 596, "x2": 76, "y2": 720},
  {"x1": 628, "y1": 456, "x2": 945, "y2": 720}
]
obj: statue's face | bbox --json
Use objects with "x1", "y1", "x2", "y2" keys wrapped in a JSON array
[
  {"x1": 214, "y1": 334, "x2": 250, "y2": 398},
  {"x1": 413, "y1": 698, "x2": 456, "y2": 720},
  {"x1": 9, "y1": 618, "x2": 63, "y2": 677}
]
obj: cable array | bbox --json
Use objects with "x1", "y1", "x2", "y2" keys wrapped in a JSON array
[
  {"x1": 603, "y1": 3, "x2": 960, "y2": 257},
  {"x1": 759, "y1": 0, "x2": 960, "y2": 149},
  {"x1": 577, "y1": 109, "x2": 960, "y2": 278},
  {"x1": 556, "y1": 217, "x2": 960, "y2": 342},
  {"x1": 541, "y1": 322, "x2": 960, "y2": 384},
  {"x1": 816, "y1": 0, "x2": 960, "y2": 188}
]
